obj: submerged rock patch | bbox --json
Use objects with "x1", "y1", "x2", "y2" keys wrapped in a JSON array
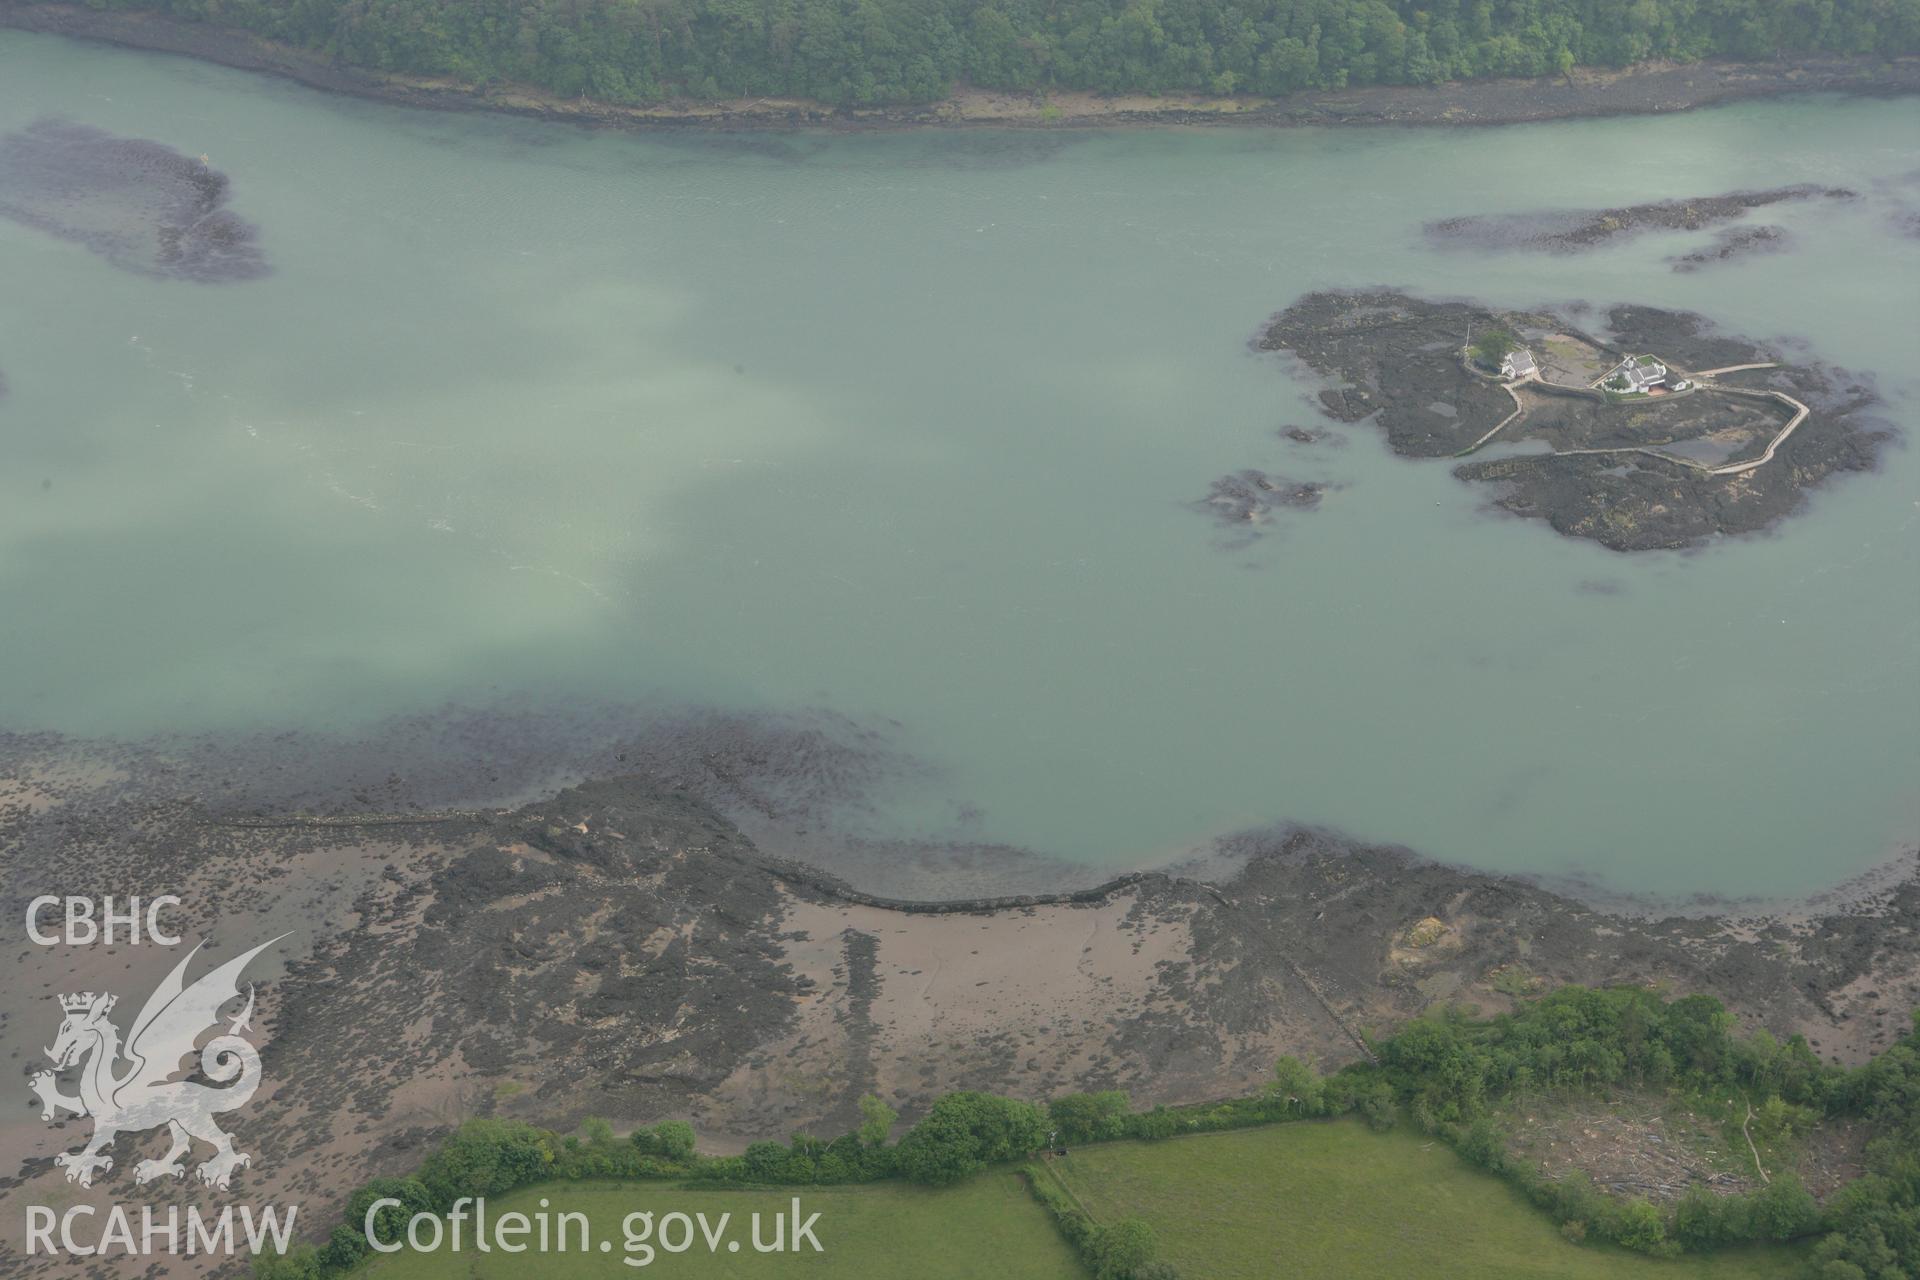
[
  {"x1": 1424, "y1": 184, "x2": 1851, "y2": 254},
  {"x1": 0, "y1": 118, "x2": 268, "y2": 282},
  {"x1": 1668, "y1": 224, "x2": 1792, "y2": 272},
  {"x1": 1196, "y1": 469, "x2": 1329, "y2": 538}
]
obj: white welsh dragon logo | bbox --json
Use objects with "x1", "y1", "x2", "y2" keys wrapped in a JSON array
[{"x1": 31, "y1": 936, "x2": 285, "y2": 1190}]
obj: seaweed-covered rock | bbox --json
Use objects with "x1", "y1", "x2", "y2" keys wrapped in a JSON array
[
  {"x1": 1425, "y1": 185, "x2": 1851, "y2": 253},
  {"x1": 0, "y1": 118, "x2": 268, "y2": 282},
  {"x1": 1197, "y1": 469, "x2": 1327, "y2": 526},
  {"x1": 1669, "y1": 224, "x2": 1791, "y2": 272}
]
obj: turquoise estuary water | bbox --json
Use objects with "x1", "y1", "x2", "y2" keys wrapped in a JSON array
[{"x1": 2, "y1": 32, "x2": 1917, "y2": 896}]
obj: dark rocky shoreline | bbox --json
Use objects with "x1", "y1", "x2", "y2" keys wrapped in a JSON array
[
  {"x1": 4, "y1": 3, "x2": 1920, "y2": 133},
  {"x1": 3, "y1": 767, "x2": 1920, "y2": 1189},
  {"x1": 7, "y1": 739, "x2": 1919, "y2": 1264}
]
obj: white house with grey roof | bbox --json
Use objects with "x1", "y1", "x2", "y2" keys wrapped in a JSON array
[
  {"x1": 1499, "y1": 347, "x2": 1538, "y2": 382},
  {"x1": 1606, "y1": 354, "x2": 1669, "y2": 394}
]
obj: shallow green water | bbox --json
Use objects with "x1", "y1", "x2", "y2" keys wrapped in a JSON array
[{"x1": 3, "y1": 32, "x2": 1917, "y2": 896}]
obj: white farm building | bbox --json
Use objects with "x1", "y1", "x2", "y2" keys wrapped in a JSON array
[{"x1": 1608, "y1": 354, "x2": 1669, "y2": 393}]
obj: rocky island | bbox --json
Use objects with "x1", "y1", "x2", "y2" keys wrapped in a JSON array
[{"x1": 1257, "y1": 291, "x2": 1891, "y2": 551}]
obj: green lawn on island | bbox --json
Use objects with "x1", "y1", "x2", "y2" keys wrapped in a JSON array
[
  {"x1": 1047, "y1": 1119, "x2": 1808, "y2": 1280},
  {"x1": 359, "y1": 1170, "x2": 1081, "y2": 1278}
]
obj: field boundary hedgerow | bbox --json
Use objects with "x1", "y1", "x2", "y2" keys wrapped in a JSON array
[{"x1": 255, "y1": 986, "x2": 1920, "y2": 1280}]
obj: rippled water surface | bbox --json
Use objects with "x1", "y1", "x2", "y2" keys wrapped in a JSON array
[{"x1": 3, "y1": 32, "x2": 1917, "y2": 895}]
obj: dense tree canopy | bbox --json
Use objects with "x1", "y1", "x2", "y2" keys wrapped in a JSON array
[
  {"x1": 49, "y1": 0, "x2": 1920, "y2": 106},
  {"x1": 1816, "y1": 1015, "x2": 1920, "y2": 1278},
  {"x1": 1377, "y1": 987, "x2": 1832, "y2": 1124},
  {"x1": 894, "y1": 1091, "x2": 1048, "y2": 1184}
]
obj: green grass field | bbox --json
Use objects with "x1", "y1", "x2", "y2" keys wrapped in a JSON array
[
  {"x1": 1047, "y1": 1118, "x2": 1808, "y2": 1280},
  {"x1": 358, "y1": 1119, "x2": 1814, "y2": 1279},
  {"x1": 359, "y1": 1170, "x2": 1080, "y2": 1278}
]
